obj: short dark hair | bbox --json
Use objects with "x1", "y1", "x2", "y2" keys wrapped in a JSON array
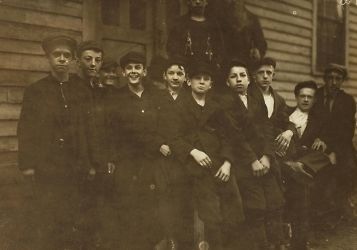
[
  {"x1": 165, "y1": 55, "x2": 187, "y2": 71},
  {"x1": 77, "y1": 40, "x2": 103, "y2": 57},
  {"x1": 294, "y1": 80, "x2": 318, "y2": 96},
  {"x1": 253, "y1": 57, "x2": 276, "y2": 72},
  {"x1": 224, "y1": 58, "x2": 248, "y2": 77}
]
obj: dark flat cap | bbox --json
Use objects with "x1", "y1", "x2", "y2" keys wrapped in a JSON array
[
  {"x1": 101, "y1": 58, "x2": 118, "y2": 70},
  {"x1": 294, "y1": 80, "x2": 318, "y2": 96},
  {"x1": 324, "y1": 63, "x2": 348, "y2": 79},
  {"x1": 119, "y1": 51, "x2": 146, "y2": 68},
  {"x1": 188, "y1": 60, "x2": 215, "y2": 77},
  {"x1": 77, "y1": 40, "x2": 103, "y2": 56},
  {"x1": 42, "y1": 35, "x2": 77, "y2": 54}
]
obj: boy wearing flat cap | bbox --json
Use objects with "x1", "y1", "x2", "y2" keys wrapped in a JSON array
[
  {"x1": 312, "y1": 63, "x2": 357, "y2": 224},
  {"x1": 170, "y1": 60, "x2": 244, "y2": 250},
  {"x1": 17, "y1": 35, "x2": 96, "y2": 249},
  {"x1": 110, "y1": 51, "x2": 165, "y2": 249}
]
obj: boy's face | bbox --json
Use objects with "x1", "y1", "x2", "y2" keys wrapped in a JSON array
[
  {"x1": 190, "y1": 73, "x2": 212, "y2": 94},
  {"x1": 99, "y1": 66, "x2": 118, "y2": 86},
  {"x1": 163, "y1": 65, "x2": 186, "y2": 91},
  {"x1": 324, "y1": 70, "x2": 344, "y2": 95},
  {"x1": 296, "y1": 87, "x2": 316, "y2": 112},
  {"x1": 47, "y1": 45, "x2": 73, "y2": 74},
  {"x1": 254, "y1": 64, "x2": 275, "y2": 90},
  {"x1": 78, "y1": 50, "x2": 103, "y2": 78},
  {"x1": 122, "y1": 63, "x2": 147, "y2": 86},
  {"x1": 226, "y1": 66, "x2": 249, "y2": 94}
]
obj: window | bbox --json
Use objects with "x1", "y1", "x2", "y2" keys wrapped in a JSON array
[
  {"x1": 101, "y1": 0, "x2": 120, "y2": 26},
  {"x1": 314, "y1": 0, "x2": 347, "y2": 72}
]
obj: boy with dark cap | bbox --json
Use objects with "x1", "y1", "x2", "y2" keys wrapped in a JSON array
[
  {"x1": 312, "y1": 63, "x2": 357, "y2": 226},
  {"x1": 154, "y1": 56, "x2": 194, "y2": 250},
  {"x1": 17, "y1": 35, "x2": 97, "y2": 249},
  {"x1": 110, "y1": 51, "x2": 166, "y2": 249},
  {"x1": 222, "y1": 59, "x2": 286, "y2": 250},
  {"x1": 170, "y1": 60, "x2": 244, "y2": 250},
  {"x1": 99, "y1": 58, "x2": 120, "y2": 88}
]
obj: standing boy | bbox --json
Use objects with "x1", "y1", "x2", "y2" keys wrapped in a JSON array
[
  {"x1": 223, "y1": 59, "x2": 285, "y2": 250},
  {"x1": 154, "y1": 56, "x2": 193, "y2": 250},
  {"x1": 171, "y1": 60, "x2": 244, "y2": 250}
]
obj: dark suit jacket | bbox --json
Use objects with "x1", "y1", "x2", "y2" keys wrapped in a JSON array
[
  {"x1": 284, "y1": 107, "x2": 330, "y2": 176},
  {"x1": 313, "y1": 87, "x2": 356, "y2": 168},
  {"x1": 17, "y1": 74, "x2": 95, "y2": 182},
  {"x1": 110, "y1": 86, "x2": 164, "y2": 162},
  {"x1": 74, "y1": 75, "x2": 117, "y2": 173},
  {"x1": 109, "y1": 86, "x2": 166, "y2": 194},
  {"x1": 153, "y1": 89, "x2": 189, "y2": 188},
  {"x1": 286, "y1": 106, "x2": 322, "y2": 151},
  {"x1": 218, "y1": 85, "x2": 275, "y2": 179},
  {"x1": 170, "y1": 93, "x2": 234, "y2": 177}
]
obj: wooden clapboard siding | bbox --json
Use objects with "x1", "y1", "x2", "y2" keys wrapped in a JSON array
[
  {"x1": 0, "y1": 122, "x2": 18, "y2": 137},
  {"x1": 0, "y1": 137, "x2": 18, "y2": 152},
  {"x1": 0, "y1": 70, "x2": 47, "y2": 87},
  {"x1": 0, "y1": 52, "x2": 49, "y2": 72},
  {"x1": 260, "y1": 18, "x2": 312, "y2": 38},
  {"x1": 0, "y1": 21, "x2": 82, "y2": 42},
  {"x1": 0, "y1": 0, "x2": 82, "y2": 17},
  {"x1": 0, "y1": 5, "x2": 82, "y2": 32}
]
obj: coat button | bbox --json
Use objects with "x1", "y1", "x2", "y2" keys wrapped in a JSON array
[
  {"x1": 141, "y1": 109, "x2": 145, "y2": 113},
  {"x1": 149, "y1": 184, "x2": 156, "y2": 190}
]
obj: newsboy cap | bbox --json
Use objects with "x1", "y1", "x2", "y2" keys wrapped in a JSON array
[
  {"x1": 42, "y1": 35, "x2": 77, "y2": 55},
  {"x1": 188, "y1": 60, "x2": 215, "y2": 78},
  {"x1": 324, "y1": 63, "x2": 348, "y2": 79},
  {"x1": 119, "y1": 51, "x2": 146, "y2": 68},
  {"x1": 294, "y1": 80, "x2": 318, "y2": 96},
  {"x1": 77, "y1": 40, "x2": 103, "y2": 56}
]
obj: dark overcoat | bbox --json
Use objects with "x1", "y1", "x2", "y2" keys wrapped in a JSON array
[
  {"x1": 170, "y1": 93, "x2": 245, "y2": 224},
  {"x1": 17, "y1": 74, "x2": 95, "y2": 182},
  {"x1": 154, "y1": 88, "x2": 189, "y2": 189},
  {"x1": 219, "y1": 85, "x2": 275, "y2": 179},
  {"x1": 313, "y1": 86, "x2": 357, "y2": 173}
]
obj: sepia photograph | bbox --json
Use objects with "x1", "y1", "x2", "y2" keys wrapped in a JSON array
[{"x1": 0, "y1": 0, "x2": 356, "y2": 249}]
